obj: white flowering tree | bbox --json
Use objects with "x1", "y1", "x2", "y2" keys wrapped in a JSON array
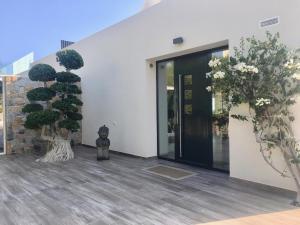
[{"x1": 208, "y1": 32, "x2": 300, "y2": 205}]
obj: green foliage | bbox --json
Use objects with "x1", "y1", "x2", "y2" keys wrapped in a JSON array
[
  {"x1": 50, "y1": 83, "x2": 82, "y2": 94},
  {"x1": 27, "y1": 87, "x2": 56, "y2": 101},
  {"x1": 231, "y1": 114, "x2": 248, "y2": 121},
  {"x1": 22, "y1": 104, "x2": 43, "y2": 113},
  {"x1": 24, "y1": 115, "x2": 40, "y2": 129},
  {"x1": 56, "y1": 49, "x2": 84, "y2": 70},
  {"x1": 66, "y1": 112, "x2": 83, "y2": 121},
  {"x1": 52, "y1": 100, "x2": 78, "y2": 112},
  {"x1": 208, "y1": 32, "x2": 300, "y2": 177},
  {"x1": 209, "y1": 32, "x2": 300, "y2": 121},
  {"x1": 212, "y1": 113, "x2": 230, "y2": 127},
  {"x1": 58, "y1": 119, "x2": 80, "y2": 132},
  {"x1": 24, "y1": 49, "x2": 84, "y2": 135},
  {"x1": 65, "y1": 95, "x2": 83, "y2": 106},
  {"x1": 29, "y1": 64, "x2": 56, "y2": 82},
  {"x1": 24, "y1": 110, "x2": 59, "y2": 129},
  {"x1": 291, "y1": 158, "x2": 300, "y2": 164},
  {"x1": 56, "y1": 72, "x2": 81, "y2": 83}
]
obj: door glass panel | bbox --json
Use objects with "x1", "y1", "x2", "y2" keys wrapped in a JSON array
[
  {"x1": 212, "y1": 49, "x2": 230, "y2": 171},
  {"x1": 183, "y1": 75, "x2": 193, "y2": 115},
  {"x1": 184, "y1": 90, "x2": 192, "y2": 100},
  {"x1": 157, "y1": 61, "x2": 176, "y2": 160},
  {"x1": 184, "y1": 75, "x2": 192, "y2": 86},
  {"x1": 184, "y1": 104, "x2": 193, "y2": 115}
]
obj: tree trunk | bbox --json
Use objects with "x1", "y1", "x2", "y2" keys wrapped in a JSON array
[
  {"x1": 37, "y1": 136, "x2": 74, "y2": 163},
  {"x1": 281, "y1": 150, "x2": 300, "y2": 206},
  {"x1": 293, "y1": 189, "x2": 300, "y2": 206}
]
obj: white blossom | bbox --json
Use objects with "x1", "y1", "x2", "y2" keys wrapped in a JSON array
[
  {"x1": 250, "y1": 66, "x2": 259, "y2": 74},
  {"x1": 206, "y1": 86, "x2": 212, "y2": 92},
  {"x1": 208, "y1": 58, "x2": 221, "y2": 68},
  {"x1": 285, "y1": 59, "x2": 300, "y2": 70},
  {"x1": 255, "y1": 98, "x2": 271, "y2": 107},
  {"x1": 234, "y1": 62, "x2": 246, "y2": 72},
  {"x1": 206, "y1": 72, "x2": 212, "y2": 78},
  {"x1": 284, "y1": 59, "x2": 294, "y2": 69},
  {"x1": 290, "y1": 97, "x2": 296, "y2": 102},
  {"x1": 234, "y1": 62, "x2": 259, "y2": 74},
  {"x1": 292, "y1": 73, "x2": 300, "y2": 80},
  {"x1": 213, "y1": 71, "x2": 225, "y2": 79}
]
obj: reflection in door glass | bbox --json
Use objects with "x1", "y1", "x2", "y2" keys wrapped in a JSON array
[
  {"x1": 157, "y1": 61, "x2": 176, "y2": 160},
  {"x1": 0, "y1": 79, "x2": 3, "y2": 154},
  {"x1": 184, "y1": 104, "x2": 193, "y2": 115},
  {"x1": 183, "y1": 75, "x2": 193, "y2": 115},
  {"x1": 184, "y1": 75, "x2": 192, "y2": 86},
  {"x1": 212, "y1": 49, "x2": 230, "y2": 171},
  {"x1": 184, "y1": 90, "x2": 192, "y2": 100}
]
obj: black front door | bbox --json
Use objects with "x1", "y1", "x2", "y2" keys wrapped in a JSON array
[
  {"x1": 157, "y1": 47, "x2": 229, "y2": 171},
  {"x1": 174, "y1": 52, "x2": 213, "y2": 167}
]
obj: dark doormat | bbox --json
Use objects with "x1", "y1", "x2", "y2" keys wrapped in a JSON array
[{"x1": 144, "y1": 165, "x2": 196, "y2": 180}]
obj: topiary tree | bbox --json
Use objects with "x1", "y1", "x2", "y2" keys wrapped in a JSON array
[
  {"x1": 23, "y1": 49, "x2": 84, "y2": 162},
  {"x1": 208, "y1": 32, "x2": 300, "y2": 205},
  {"x1": 23, "y1": 64, "x2": 58, "y2": 129}
]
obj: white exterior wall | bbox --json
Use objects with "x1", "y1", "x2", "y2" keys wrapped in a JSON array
[{"x1": 35, "y1": 0, "x2": 300, "y2": 191}]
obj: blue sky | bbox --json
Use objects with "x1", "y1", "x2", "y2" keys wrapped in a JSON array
[{"x1": 0, "y1": 0, "x2": 144, "y2": 66}]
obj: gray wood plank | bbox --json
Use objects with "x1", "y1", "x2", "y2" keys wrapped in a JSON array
[{"x1": 0, "y1": 146, "x2": 296, "y2": 225}]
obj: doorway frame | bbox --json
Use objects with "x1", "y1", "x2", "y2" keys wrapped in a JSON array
[{"x1": 156, "y1": 45, "x2": 229, "y2": 173}]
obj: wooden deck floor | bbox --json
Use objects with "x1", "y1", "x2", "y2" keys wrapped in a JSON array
[
  {"x1": 201, "y1": 209, "x2": 300, "y2": 225},
  {"x1": 0, "y1": 146, "x2": 297, "y2": 225}
]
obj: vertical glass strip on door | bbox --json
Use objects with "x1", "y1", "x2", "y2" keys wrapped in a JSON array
[
  {"x1": 211, "y1": 49, "x2": 230, "y2": 171},
  {"x1": 157, "y1": 60, "x2": 176, "y2": 160}
]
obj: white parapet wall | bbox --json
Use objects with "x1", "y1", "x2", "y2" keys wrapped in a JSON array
[
  {"x1": 34, "y1": 0, "x2": 300, "y2": 191},
  {"x1": 142, "y1": 0, "x2": 162, "y2": 10}
]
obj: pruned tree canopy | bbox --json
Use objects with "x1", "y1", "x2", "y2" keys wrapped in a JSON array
[
  {"x1": 52, "y1": 100, "x2": 79, "y2": 112},
  {"x1": 58, "y1": 118, "x2": 80, "y2": 132},
  {"x1": 50, "y1": 83, "x2": 82, "y2": 94},
  {"x1": 56, "y1": 49, "x2": 84, "y2": 71},
  {"x1": 22, "y1": 104, "x2": 43, "y2": 113},
  {"x1": 56, "y1": 72, "x2": 81, "y2": 83},
  {"x1": 29, "y1": 64, "x2": 56, "y2": 82},
  {"x1": 27, "y1": 87, "x2": 56, "y2": 101},
  {"x1": 64, "y1": 95, "x2": 83, "y2": 106},
  {"x1": 24, "y1": 110, "x2": 60, "y2": 129},
  {"x1": 66, "y1": 112, "x2": 83, "y2": 121}
]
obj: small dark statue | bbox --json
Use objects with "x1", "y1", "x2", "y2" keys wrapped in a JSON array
[{"x1": 96, "y1": 125, "x2": 110, "y2": 160}]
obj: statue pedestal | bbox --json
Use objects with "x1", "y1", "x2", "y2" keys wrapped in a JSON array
[{"x1": 97, "y1": 147, "x2": 110, "y2": 160}]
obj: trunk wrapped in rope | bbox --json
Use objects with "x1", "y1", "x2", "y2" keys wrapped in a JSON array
[{"x1": 37, "y1": 126, "x2": 74, "y2": 162}]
